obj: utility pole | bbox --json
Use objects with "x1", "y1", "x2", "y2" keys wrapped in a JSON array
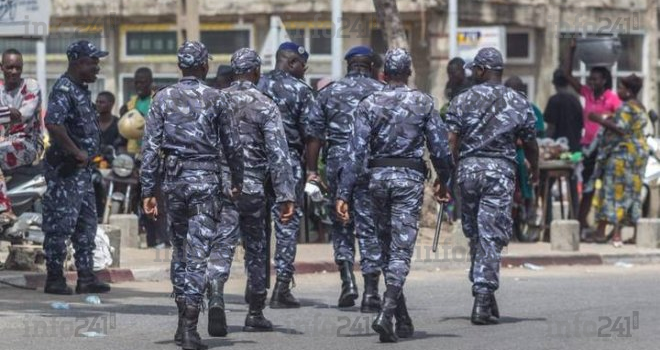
[
  {"x1": 176, "y1": 0, "x2": 200, "y2": 44},
  {"x1": 449, "y1": 0, "x2": 457, "y2": 59},
  {"x1": 331, "y1": 0, "x2": 343, "y2": 79}
]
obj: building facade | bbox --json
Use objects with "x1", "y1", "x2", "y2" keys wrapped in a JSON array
[{"x1": 2, "y1": 0, "x2": 658, "y2": 120}]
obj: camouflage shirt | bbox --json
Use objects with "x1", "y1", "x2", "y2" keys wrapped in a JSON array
[
  {"x1": 224, "y1": 80, "x2": 295, "y2": 202},
  {"x1": 140, "y1": 76, "x2": 243, "y2": 198},
  {"x1": 44, "y1": 74, "x2": 100, "y2": 160},
  {"x1": 256, "y1": 69, "x2": 315, "y2": 157},
  {"x1": 445, "y1": 83, "x2": 536, "y2": 164},
  {"x1": 338, "y1": 85, "x2": 454, "y2": 200},
  {"x1": 306, "y1": 71, "x2": 384, "y2": 158}
]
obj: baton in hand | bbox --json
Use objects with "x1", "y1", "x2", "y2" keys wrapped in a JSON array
[{"x1": 432, "y1": 202, "x2": 445, "y2": 253}]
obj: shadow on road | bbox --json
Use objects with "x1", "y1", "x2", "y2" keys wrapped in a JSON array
[
  {"x1": 437, "y1": 316, "x2": 547, "y2": 324},
  {"x1": 154, "y1": 337, "x2": 257, "y2": 348}
]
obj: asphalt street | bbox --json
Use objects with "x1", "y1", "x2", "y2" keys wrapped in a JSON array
[{"x1": 1, "y1": 265, "x2": 658, "y2": 350}]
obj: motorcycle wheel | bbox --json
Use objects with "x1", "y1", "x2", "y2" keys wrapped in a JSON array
[{"x1": 513, "y1": 203, "x2": 541, "y2": 243}]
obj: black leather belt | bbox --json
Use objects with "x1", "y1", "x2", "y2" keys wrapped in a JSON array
[
  {"x1": 368, "y1": 158, "x2": 426, "y2": 173},
  {"x1": 178, "y1": 160, "x2": 220, "y2": 172}
]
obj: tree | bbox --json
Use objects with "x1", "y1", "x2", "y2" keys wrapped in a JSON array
[
  {"x1": 373, "y1": 0, "x2": 409, "y2": 51},
  {"x1": 372, "y1": 0, "x2": 416, "y2": 86},
  {"x1": 373, "y1": 0, "x2": 438, "y2": 229}
]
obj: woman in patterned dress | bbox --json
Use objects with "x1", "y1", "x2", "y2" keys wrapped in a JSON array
[{"x1": 588, "y1": 74, "x2": 649, "y2": 247}]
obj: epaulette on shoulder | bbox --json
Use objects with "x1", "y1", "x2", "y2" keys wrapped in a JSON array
[{"x1": 55, "y1": 83, "x2": 70, "y2": 93}]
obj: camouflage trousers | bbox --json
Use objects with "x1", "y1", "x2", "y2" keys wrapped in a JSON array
[
  {"x1": 0, "y1": 138, "x2": 40, "y2": 212},
  {"x1": 370, "y1": 177, "x2": 424, "y2": 288},
  {"x1": 270, "y1": 155, "x2": 303, "y2": 282},
  {"x1": 327, "y1": 157, "x2": 381, "y2": 274},
  {"x1": 42, "y1": 164, "x2": 97, "y2": 274},
  {"x1": 458, "y1": 158, "x2": 515, "y2": 295},
  {"x1": 233, "y1": 194, "x2": 269, "y2": 294},
  {"x1": 163, "y1": 176, "x2": 240, "y2": 306}
]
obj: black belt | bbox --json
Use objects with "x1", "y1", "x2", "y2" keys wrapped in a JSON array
[
  {"x1": 178, "y1": 160, "x2": 220, "y2": 172},
  {"x1": 368, "y1": 158, "x2": 426, "y2": 173}
]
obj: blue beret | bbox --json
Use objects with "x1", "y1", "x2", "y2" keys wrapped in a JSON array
[
  {"x1": 278, "y1": 41, "x2": 309, "y2": 61},
  {"x1": 344, "y1": 46, "x2": 373, "y2": 60}
]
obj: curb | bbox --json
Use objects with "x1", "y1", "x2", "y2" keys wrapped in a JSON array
[
  {"x1": 3, "y1": 252, "x2": 660, "y2": 289},
  {"x1": 0, "y1": 268, "x2": 135, "y2": 290},
  {"x1": 501, "y1": 254, "x2": 603, "y2": 267}
]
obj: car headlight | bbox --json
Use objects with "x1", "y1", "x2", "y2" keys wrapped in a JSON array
[{"x1": 112, "y1": 154, "x2": 135, "y2": 178}]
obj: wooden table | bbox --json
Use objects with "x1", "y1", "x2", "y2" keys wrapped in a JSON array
[{"x1": 539, "y1": 160, "x2": 578, "y2": 241}]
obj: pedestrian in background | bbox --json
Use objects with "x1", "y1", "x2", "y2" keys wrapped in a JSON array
[
  {"x1": 0, "y1": 48, "x2": 43, "y2": 222},
  {"x1": 588, "y1": 74, "x2": 649, "y2": 247},
  {"x1": 563, "y1": 39, "x2": 622, "y2": 239}
]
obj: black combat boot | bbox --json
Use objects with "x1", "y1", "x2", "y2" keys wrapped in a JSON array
[
  {"x1": 244, "y1": 291, "x2": 273, "y2": 332},
  {"x1": 207, "y1": 279, "x2": 227, "y2": 337},
  {"x1": 244, "y1": 282, "x2": 251, "y2": 304},
  {"x1": 75, "y1": 269, "x2": 111, "y2": 294},
  {"x1": 44, "y1": 269, "x2": 73, "y2": 295},
  {"x1": 471, "y1": 293, "x2": 499, "y2": 325},
  {"x1": 174, "y1": 295, "x2": 186, "y2": 346},
  {"x1": 394, "y1": 292, "x2": 414, "y2": 338},
  {"x1": 491, "y1": 293, "x2": 500, "y2": 319},
  {"x1": 181, "y1": 303, "x2": 207, "y2": 350},
  {"x1": 270, "y1": 278, "x2": 300, "y2": 308},
  {"x1": 360, "y1": 273, "x2": 381, "y2": 313},
  {"x1": 337, "y1": 261, "x2": 358, "y2": 308},
  {"x1": 371, "y1": 285, "x2": 400, "y2": 343}
]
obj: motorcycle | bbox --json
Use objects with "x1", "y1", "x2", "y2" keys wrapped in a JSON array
[
  {"x1": 0, "y1": 161, "x2": 46, "y2": 245},
  {"x1": 94, "y1": 145, "x2": 138, "y2": 224},
  {"x1": 641, "y1": 137, "x2": 660, "y2": 217}
]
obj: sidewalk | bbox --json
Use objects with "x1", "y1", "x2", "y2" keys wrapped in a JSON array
[{"x1": 2, "y1": 226, "x2": 660, "y2": 290}]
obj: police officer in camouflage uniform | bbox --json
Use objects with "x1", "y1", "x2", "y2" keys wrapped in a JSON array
[
  {"x1": 306, "y1": 46, "x2": 385, "y2": 311},
  {"x1": 337, "y1": 48, "x2": 453, "y2": 343},
  {"x1": 445, "y1": 48, "x2": 539, "y2": 326},
  {"x1": 257, "y1": 42, "x2": 315, "y2": 308},
  {"x1": 222, "y1": 48, "x2": 296, "y2": 332},
  {"x1": 141, "y1": 41, "x2": 243, "y2": 350},
  {"x1": 42, "y1": 40, "x2": 111, "y2": 295}
]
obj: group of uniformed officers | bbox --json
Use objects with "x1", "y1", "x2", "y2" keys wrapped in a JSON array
[{"x1": 42, "y1": 37, "x2": 538, "y2": 349}]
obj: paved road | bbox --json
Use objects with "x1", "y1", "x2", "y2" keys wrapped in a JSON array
[{"x1": 1, "y1": 265, "x2": 658, "y2": 350}]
